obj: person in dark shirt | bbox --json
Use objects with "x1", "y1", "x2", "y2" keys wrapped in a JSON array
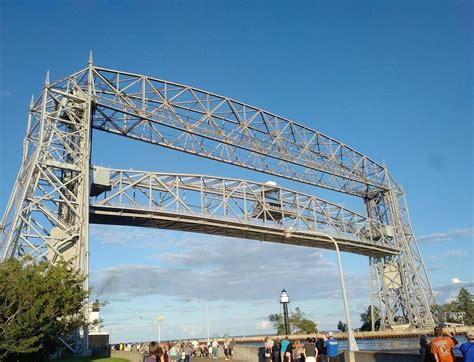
[
  {"x1": 316, "y1": 335, "x2": 327, "y2": 362},
  {"x1": 420, "y1": 335, "x2": 435, "y2": 362},
  {"x1": 303, "y1": 337, "x2": 318, "y2": 362},
  {"x1": 284, "y1": 340, "x2": 293, "y2": 362},
  {"x1": 272, "y1": 338, "x2": 281, "y2": 362}
]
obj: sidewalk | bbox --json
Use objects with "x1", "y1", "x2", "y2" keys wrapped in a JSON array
[{"x1": 191, "y1": 357, "x2": 245, "y2": 362}]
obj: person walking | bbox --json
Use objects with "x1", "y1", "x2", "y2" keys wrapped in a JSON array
[
  {"x1": 212, "y1": 339, "x2": 219, "y2": 359},
  {"x1": 179, "y1": 342, "x2": 185, "y2": 362},
  {"x1": 431, "y1": 327, "x2": 458, "y2": 362},
  {"x1": 163, "y1": 343, "x2": 169, "y2": 362},
  {"x1": 229, "y1": 338, "x2": 236, "y2": 360},
  {"x1": 224, "y1": 338, "x2": 230, "y2": 360},
  {"x1": 184, "y1": 341, "x2": 191, "y2": 362},
  {"x1": 324, "y1": 333, "x2": 339, "y2": 362},
  {"x1": 459, "y1": 331, "x2": 474, "y2": 362},
  {"x1": 169, "y1": 343, "x2": 178, "y2": 362}
]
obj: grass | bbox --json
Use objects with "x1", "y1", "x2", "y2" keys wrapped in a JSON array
[{"x1": 58, "y1": 358, "x2": 129, "y2": 362}]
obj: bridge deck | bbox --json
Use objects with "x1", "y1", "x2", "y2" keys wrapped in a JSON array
[{"x1": 90, "y1": 206, "x2": 400, "y2": 258}]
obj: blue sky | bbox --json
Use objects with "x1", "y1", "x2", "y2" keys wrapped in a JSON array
[{"x1": 0, "y1": 0, "x2": 472, "y2": 343}]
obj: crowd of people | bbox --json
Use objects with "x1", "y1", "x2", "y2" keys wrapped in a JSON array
[
  {"x1": 262, "y1": 333, "x2": 339, "y2": 362},
  {"x1": 419, "y1": 327, "x2": 473, "y2": 362},
  {"x1": 109, "y1": 327, "x2": 474, "y2": 362},
  {"x1": 111, "y1": 338, "x2": 236, "y2": 361}
]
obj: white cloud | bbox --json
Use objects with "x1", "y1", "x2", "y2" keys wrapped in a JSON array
[
  {"x1": 441, "y1": 250, "x2": 470, "y2": 257},
  {"x1": 418, "y1": 228, "x2": 473, "y2": 243},
  {"x1": 88, "y1": 225, "x2": 372, "y2": 341},
  {"x1": 89, "y1": 228, "x2": 369, "y2": 303},
  {"x1": 256, "y1": 320, "x2": 272, "y2": 330},
  {"x1": 451, "y1": 278, "x2": 464, "y2": 285}
]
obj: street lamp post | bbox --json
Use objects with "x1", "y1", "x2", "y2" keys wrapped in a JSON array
[
  {"x1": 157, "y1": 316, "x2": 165, "y2": 342},
  {"x1": 285, "y1": 228, "x2": 359, "y2": 361}
]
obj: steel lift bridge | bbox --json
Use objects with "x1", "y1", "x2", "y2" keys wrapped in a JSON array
[{"x1": 1, "y1": 54, "x2": 436, "y2": 344}]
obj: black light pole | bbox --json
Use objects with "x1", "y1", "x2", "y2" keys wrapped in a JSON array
[{"x1": 280, "y1": 289, "x2": 290, "y2": 335}]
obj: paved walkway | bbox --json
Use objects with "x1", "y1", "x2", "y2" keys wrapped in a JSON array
[{"x1": 191, "y1": 358, "x2": 245, "y2": 362}]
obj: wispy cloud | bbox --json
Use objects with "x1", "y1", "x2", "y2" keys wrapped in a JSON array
[
  {"x1": 441, "y1": 250, "x2": 470, "y2": 257},
  {"x1": 428, "y1": 264, "x2": 447, "y2": 272},
  {"x1": 433, "y1": 280, "x2": 474, "y2": 303},
  {"x1": 0, "y1": 89, "x2": 12, "y2": 98},
  {"x1": 418, "y1": 227, "x2": 473, "y2": 243}
]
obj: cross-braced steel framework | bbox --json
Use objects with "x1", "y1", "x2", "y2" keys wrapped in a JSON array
[
  {"x1": 89, "y1": 168, "x2": 400, "y2": 257},
  {"x1": 1, "y1": 55, "x2": 436, "y2": 348}
]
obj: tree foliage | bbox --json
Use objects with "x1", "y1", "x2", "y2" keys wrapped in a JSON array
[
  {"x1": 0, "y1": 258, "x2": 88, "y2": 361},
  {"x1": 337, "y1": 320, "x2": 347, "y2": 332},
  {"x1": 431, "y1": 287, "x2": 474, "y2": 326},
  {"x1": 268, "y1": 313, "x2": 286, "y2": 335},
  {"x1": 452, "y1": 288, "x2": 474, "y2": 325},
  {"x1": 268, "y1": 307, "x2": 318, "y2": 334},
  {"x1": 360, "y1": 305, "x2": 381, "y2": 331}
]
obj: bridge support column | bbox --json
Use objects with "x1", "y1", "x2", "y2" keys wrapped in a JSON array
[
  {"x1": 0, "y1": 69, "x2": 93, "y2": 352},
  {"x1": 366, "y1": 189, "x2": 436, "y2": 329}
]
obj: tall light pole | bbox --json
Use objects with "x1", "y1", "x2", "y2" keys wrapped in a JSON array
[
  {"x1": 285, "y1": 228, "x2": 359, "y2": 361},
  {"x1": 157, "y1": 315, "x2": 165, "y2": 342},
  {"x1": 186, "y1": 298, "x2": 210, "y2": 344}
]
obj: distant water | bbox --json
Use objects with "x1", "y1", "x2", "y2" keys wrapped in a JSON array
[{"x1": 241, "y1": 335, "x2": 468, "y2": 356}]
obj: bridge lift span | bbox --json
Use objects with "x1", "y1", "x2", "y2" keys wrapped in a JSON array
[{"x1": 0, "y1": 54, "x2": 436, "y2": 348}]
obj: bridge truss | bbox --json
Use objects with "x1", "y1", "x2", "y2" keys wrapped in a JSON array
[{"x1": 1, "y1": 55, "x2": 436, "y2": 348}]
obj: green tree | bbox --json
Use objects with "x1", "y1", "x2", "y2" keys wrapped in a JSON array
[
  {"x1": 268, "y1": 307, "x2": 318, "y2": 334},
  {"x1": 337, "y1": 320, "x2": 347, "y2": 332},
  {"x1": 360, "y1": 306, "x2": 381, "y2": 331},
  {"x1": 292, "y1": 307, "x2": 318, "y2": 334},
  {"x1": 268, "y1": 313, "x2": 286, "y2": 335},
  {"x1": 0, "y1": 258, "x2": 88, "y2": 361},
  {"x1": 431, "y1": 288, "x2": 474, "y2": 326},
  {"x1": 452, "y1": 287, "x2": 474, "y2": 325}
]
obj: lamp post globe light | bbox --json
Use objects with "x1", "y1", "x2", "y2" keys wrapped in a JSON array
[
  {"x1": 280, "y1": 289, "x2": 291, "y2": 335},
  {"x1": 157, "y1": 315, "x2": 165, "y2": 342},
  {"x1": 284, "y1": 227, "x2": 359, "y2": 361}
]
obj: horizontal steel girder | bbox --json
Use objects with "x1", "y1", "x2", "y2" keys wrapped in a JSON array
[
  {"x1": 89, "y1": 167, "x2": 400, "y2": 257},
  {"x1": 50, "y1": 66, "x2": 394, "y2": 198}
]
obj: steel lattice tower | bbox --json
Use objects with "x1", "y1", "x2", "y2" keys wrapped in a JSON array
[{"x1": 1, "y1": 54, "x2": 436, "y2": 349}]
